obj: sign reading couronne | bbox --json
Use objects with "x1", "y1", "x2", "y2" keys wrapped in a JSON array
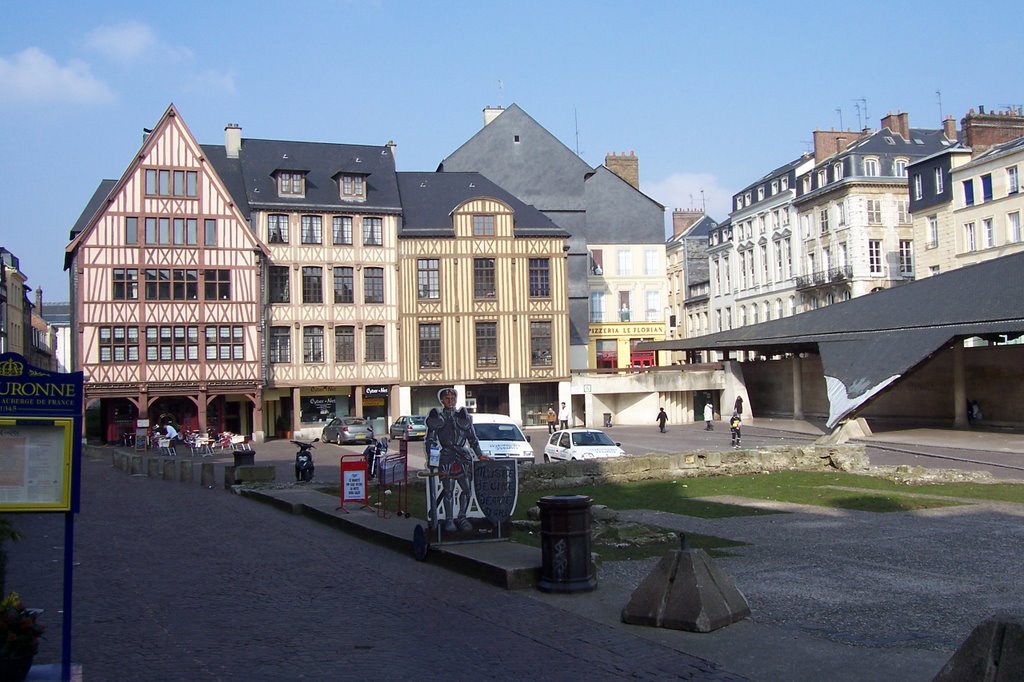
[{"x1": 0, "y1": 353, "x2": 84, "y2": 512}]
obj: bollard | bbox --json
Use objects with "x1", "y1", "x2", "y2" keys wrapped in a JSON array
[
  {"x1": 147, "y1": 457, "x2": 160, "y2": 478},
  {"x1": 178, "y1": 460, "x2": 194, "y2": 483},
  {"x1": 162, "y1": 460, "x2": 175, "y2": 481},
  {"x1": 130, "y1": 454, "x2": 143, "y2": 475},
  {"x1": 200, "y1": 462, "x2": 215, "y2": 488},
  {"x1": 537, "y1": 495, "x2": 596, "y2": 593}
]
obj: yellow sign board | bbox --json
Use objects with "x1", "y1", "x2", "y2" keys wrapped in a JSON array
[{"x1": 0, "y1": 417, "x2": 76, "y2": 512}]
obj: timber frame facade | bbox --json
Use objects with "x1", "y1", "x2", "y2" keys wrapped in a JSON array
[
  {"x1": 66, "y1": 105, "x2": 268, "y2": 443},
  {"x1": 205, "y1": 133, "x2": 403, "y2": 438},
  {"x1": 395, "y1": 172, "x2": 570, "y2": 423}
]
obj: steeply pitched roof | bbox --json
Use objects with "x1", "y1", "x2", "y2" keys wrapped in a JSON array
[
  {"x1": 583, "y1": 166, "x2": 664, "y2": 244},
  {"x1": 439, "y1": 103, "x2": 592, "y2": 211},
  {"x1": 206, "y1": 138, "x2": 401, "y2": 214},
  {"x1": 69, "y1": 180, "x2": 117, "y2": 239},
  {"x1": 396, "y1": 172, "x2": 567, "y2": 238},
  {"x1": 640, "y1": 252, "x2": 1024, "y2": 427}
]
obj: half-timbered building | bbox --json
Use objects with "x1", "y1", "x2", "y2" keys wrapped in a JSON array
[
  {"x1": 66, "y1": 105, "x2": 268, "y2": 444},
  {"x1": 395, "y1": 172, "x2": 570, "y2": 424},
  {"x1": 205, "y1": 130, "x2": 403, "y2": 439}
]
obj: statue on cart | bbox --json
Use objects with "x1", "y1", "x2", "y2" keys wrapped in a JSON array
[{"x1": 424, "y1": 387, "x2": 486, "y2": 533}]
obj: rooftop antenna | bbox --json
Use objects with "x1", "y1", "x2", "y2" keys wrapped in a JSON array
[
  {"x1": 574, "y1": 108, "x2": 581, "y2": 157},
  {"x1": 835, "y1": 107, "x2": 844, "y2": 130},
  {"x1": 497, "y1": 79, "x2": 504, "y2": 108},
  {"x1": 936, "y1": 89, "x2": 943, "y2": 122},
  {"x1": 857, "y1": 97, "x2": 868, "y2": 126},
  {"x1": 700, "y1": 189, "x2": 706, "y2": 212},
  {"x1": 800, "y1": 139, "x2": 813, "y2": 154},
  {"x1": 1000, "y1": 103, "x2": 1024, "y2": 116},
  {"x1": 853, "y1": 102, "x2": 862, "y2": 130}
]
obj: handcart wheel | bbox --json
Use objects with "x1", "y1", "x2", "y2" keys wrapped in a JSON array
[{"x1": 413, "y1": 524, "x2": 429, "y2": 561}]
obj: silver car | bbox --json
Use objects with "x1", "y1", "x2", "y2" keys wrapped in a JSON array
[
  {"x1": 321, "y1": 417, "x2": 374, "y2": 445},
  {"x1": 389, "y1": 415, "x2": 428, "y2": 440}
]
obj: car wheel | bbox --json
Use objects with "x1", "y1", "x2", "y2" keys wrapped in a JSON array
[{"x1": 336, "y1": 434, "x2": 343, "y2": 446}]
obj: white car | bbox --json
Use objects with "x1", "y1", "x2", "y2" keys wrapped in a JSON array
[{"x1": 544, "y1": 429, "x2": 625, "y2": 462}]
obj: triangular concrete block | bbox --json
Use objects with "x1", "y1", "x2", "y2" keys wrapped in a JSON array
[
  {"x1": 933, "y1": 613, "x2": 1024, "y2": 681},
  {"x1": 621, "y1": 548, "x2": 750, "y2": 633}
]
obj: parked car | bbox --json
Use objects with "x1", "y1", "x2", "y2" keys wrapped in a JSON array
[
  {"x1": 321, "y1": 416, "x2": 374, "y2": 445},
  {"x1": 389, "y1": 415, "x2": 428, "y2": 440},
  {"x1": 543, "y1": 429, "x2": 625, "y2": 462},
  {"x1": 471, "y1": 413, "x2": 534, "y2": 466}
]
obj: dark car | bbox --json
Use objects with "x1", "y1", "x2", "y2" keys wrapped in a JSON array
[
  {"x1": 389, "y1": 415, "x2": 428, "y2": 440},
  {"x1": 321, "y1": 417, "x2": 374, "y2": 445}
]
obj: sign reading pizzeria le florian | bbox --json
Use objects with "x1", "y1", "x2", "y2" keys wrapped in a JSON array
[{"x1": 0, "y1": 352, "x2": 84, "y2": 512}]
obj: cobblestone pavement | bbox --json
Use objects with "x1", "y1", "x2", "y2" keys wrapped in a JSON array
[{"x1": 7, "y1": 451, "x2": 745, "y2": 682}]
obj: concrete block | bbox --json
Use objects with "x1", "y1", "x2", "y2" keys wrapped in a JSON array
[
  {"x1": 233, "y1": 465, "x2": 276, "y2": 484},
  {"x1": 147, "y1": 457, "x2": 160, "y2": 478},
  {"x1": 933, "y1": 613, "x2": 1024, "y2": 681},
  {"x1": 621, "y1": 548, "x2": 750, "y2": 633},
  {"x1": 162, "y1": 460, "x2": 176, "y2": 481},
  {"x1": 130, "y1": 454, "x2": 143, "y2": 475},
  {"x1": 223, "y1": 465, "x2": 235, "y2": 489}
]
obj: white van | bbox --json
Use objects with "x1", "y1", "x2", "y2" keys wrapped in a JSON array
[{"x1": 470, "y1": 413, "x2": 535, "y2": 466}]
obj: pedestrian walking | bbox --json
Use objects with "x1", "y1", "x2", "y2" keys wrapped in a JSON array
[
  {"x1": 558, "y1": 401, "x2": 570, "y2": 431},
  {"x1": 729, "y1": 411, "x2": 742, "y2": 449},
  {"x1": 703, "y1": 402, "x2": 714, "y2": 431},
  {"x1": 656, "y1": 407, "x2": 668, "y2": 433},
  {"x1": 546, "y1": 406, "x2": 557, "y2": 434},
  {"x1": 734, "y1": 396, "x2": 744, "y2": 416}
]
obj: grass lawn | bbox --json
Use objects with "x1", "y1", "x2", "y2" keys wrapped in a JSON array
[{"x1": 322, "y1": 470, "x2": 1023, "y2": 561}]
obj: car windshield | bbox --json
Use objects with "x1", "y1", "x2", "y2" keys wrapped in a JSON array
[
  {"x1": 571, "y1": 431, "x2": 616, "y2": 447},
  {"x1": 473, "y1": 423, "x2": 526, "y2": 442}
]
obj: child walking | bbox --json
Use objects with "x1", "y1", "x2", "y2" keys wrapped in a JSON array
[{"x1": 729, "y1": 411, "x2": 742, "y2": 449}]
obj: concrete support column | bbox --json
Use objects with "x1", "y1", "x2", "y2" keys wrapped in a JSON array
[
  {"x1": 396, "y1": 385, "x2": 411, "y2": 416},
  {"x1": 584, "y1": 391, "x2": 596, "y2": 429},
  {"x1": 198, "y1": 388, "x2": 208, "y2": 434},
  {"x1": 953, "y1": 342, "x2": 968, "y2": 428},
  {"x1": 291, "y1": 387, "x2": 301, "y2": 433},
  {"x1": 508, "y1": 382, "x2": 523, "y2": 425},
  {"x1": 792, "y1": 355, "x2": 804, "y2": 419}
]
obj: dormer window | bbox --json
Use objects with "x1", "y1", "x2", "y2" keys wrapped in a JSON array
[
  {"x1": 341, "y1": 174, "x2": 366, "y2": 200},
  {"x1": 278, "y1": 171, "x2": 304, "y2": 197}
]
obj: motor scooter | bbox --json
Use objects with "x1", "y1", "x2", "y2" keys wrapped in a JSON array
[
  {"x1": 292, "y1": 438, "x2": 318, "y2": 482},
  {"x1": 363, "y1": 438, "x2": 388, "y2": 480}
]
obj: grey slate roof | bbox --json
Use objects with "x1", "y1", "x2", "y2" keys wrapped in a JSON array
[
  {"x1": 396, "y1": 172, "x2": 567, "y2": 238},
  {"x1": 667, "y1": 215, "x2": 718, "y2": 246},
  {"x1": 69, "y1": 180, "x2": 117, "y2": 238},
  {"x1": 639, "y1": 252, "x2": 1024, "y2": 427},
  {"x1": 205, "y1": 138, "x2": 402, "y2": 215},
  {"x1": 583, "y1": 166, "x2": 664, "y2": 243},
  {"x1": 439, "y1": 104, "x2": 592, "y2": 212}
]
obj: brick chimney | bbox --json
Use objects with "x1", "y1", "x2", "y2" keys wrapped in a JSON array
[
  {"x1": 961, "y1": 106, "x2": 1024, "y2": 155},
  {"x1": 943, "y1": 116, "x2": 958, "y2": 142},
  {"x1": 605, "y1": 151, "x2": 639, "y2": 189},
  {"x1": 672, "y1": 209, "x2": 704, "y2": 237},
  {"x1": 35, "y1": 286, "x2": 42, "y2": 314},
  {"x1": 385, "y1": 139, "x2": 397, "y2": 163},
  {"x1": 812, "y1": 129, "x2": 865, "y2": 164},
  {"x1": 880, "y1": 111, "x2": 910, "y2": 141},
  {"x1": 225, "y1": 123, "x2": 242, "y2": 159}
]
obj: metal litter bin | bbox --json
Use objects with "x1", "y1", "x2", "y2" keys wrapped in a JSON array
[{"x1": 537, "y1": 495, "x2": 596, "y2": 593}]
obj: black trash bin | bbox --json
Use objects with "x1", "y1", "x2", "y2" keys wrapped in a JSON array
[
  {"x1": 233, "y1": 451, "x2": 255, "y2": 467},
  {"x1": 603, "y1": 412, "x2": 612, "y2": 427},
  {"x1": 537, "y1": 495, "x2": 596, "y2": 593}
]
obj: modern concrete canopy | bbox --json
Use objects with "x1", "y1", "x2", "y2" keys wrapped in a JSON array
[{"x1": 638, "y1": 252, "x2": 1024, "y2": 428}]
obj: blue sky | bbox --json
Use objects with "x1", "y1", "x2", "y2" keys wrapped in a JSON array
[{"x1": 2, "y1": 0, "x2": 1022, "y2": 302}]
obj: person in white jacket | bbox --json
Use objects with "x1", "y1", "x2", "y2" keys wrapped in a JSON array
[{"x1": 703, "y1": 402, "x2": 714, "y2": 431}]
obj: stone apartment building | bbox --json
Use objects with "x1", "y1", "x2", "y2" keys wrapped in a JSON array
[{"x1": 910, "y1": 108, "x2": 1024, "y2": 277}]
